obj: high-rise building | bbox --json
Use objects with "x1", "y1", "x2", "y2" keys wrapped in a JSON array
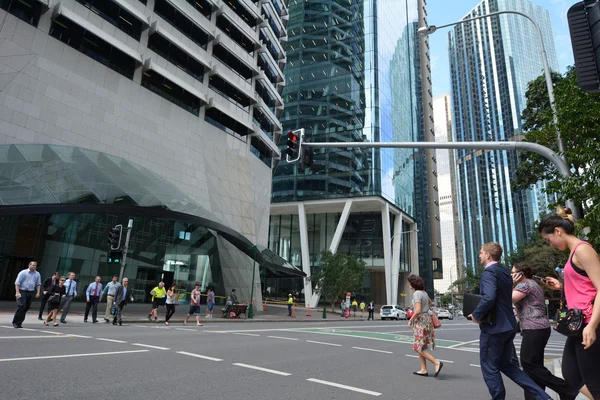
[
  {"x1": 268, "y1": 0, "x2": 436, "y2": 306},
  {"x1": 448, "y1": 0, "x2": 559, "y2": 271},
  {"x1": 0, "y1": 0, "x2": 300, "y2": 304}
]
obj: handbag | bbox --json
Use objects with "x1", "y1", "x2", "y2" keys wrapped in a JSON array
[
  {"x1": 110, "y1": 306, "x2": 117, "y2": 316},
  {"x1": 48, "y1": 293, "x2": 60, "y2": 303},
  {"x1": 554, "y1": 287, "x2": 584, "y2": 337},
  {"x1": 430, "y1": 311, "x2": 442, "y2": 329}
]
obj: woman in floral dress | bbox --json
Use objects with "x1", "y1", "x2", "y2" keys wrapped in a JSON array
[{"x1": 407, "y1": 274, "x2": 443, "y2": 377}]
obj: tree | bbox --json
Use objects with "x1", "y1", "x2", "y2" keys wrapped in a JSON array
[
  {"x1": 311, "y1": 250, "x2": 367, "y2": 312},
  {"x1": 450, "y1": 265, "x2": 484, "y2": 294},
  {"x1": 516, "y1": 67, "x2": 600, "y2": 248}
]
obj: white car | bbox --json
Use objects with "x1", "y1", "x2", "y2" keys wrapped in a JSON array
[
  {"x1": 379, "y1": 305, "x2": 407, "y2": 320},
  {"x1": 437, "y1": 309, "x2": 453, "y2": 320}
]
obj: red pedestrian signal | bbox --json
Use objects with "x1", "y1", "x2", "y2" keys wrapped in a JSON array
[{"x1": 286, "y1": 131, "x2": 299, "y2": 157}]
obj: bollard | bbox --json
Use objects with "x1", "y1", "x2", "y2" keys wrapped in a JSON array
[
  {"x1": 263, "y1": 300, "x2": 267, "y2": 311},
  {"x1": 306, "y1": 303, "x2": 311, "y2": 317}
]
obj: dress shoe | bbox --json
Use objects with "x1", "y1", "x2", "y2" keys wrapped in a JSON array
[
  {"x1": 38, "y1": 317, "x2": 43, "y2": 321},
  {"x1": 83, "y1": 320, "x2": 88, "y2": 323},
  {"x1": 112, "y1": 322, "x2": 117, "y2": 325},
  {"x1": 60, "y1": 320, "x2": 66, "y2": 324},
  {"x1": 92, "y1": 321, "x2": 98, "y2": 323},
  {"x1": 13, "y1": 323, "x2": 21, "y2": 329},
  {"x1": 104, "y1": 318, "x2": 109, "y2": 323}
]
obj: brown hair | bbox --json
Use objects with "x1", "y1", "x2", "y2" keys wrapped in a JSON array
[
  {"x1": 538, "y1": 206, "x2": 576, "y2": 235},
  {"x1": 407, "y1": 274, "x2": 425, "y2": 291},
  {"x1": 512, "y1": 262, "x2": 533, "y2": 279},
  {"x1": 481, "y1": 242, "x2": 503, "y2": 261}
]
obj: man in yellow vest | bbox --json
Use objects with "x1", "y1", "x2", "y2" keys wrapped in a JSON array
[
  {"x1": 287, "y1": 294, "x2": 293, "y2": 317},
  {"x1": 148, "y1": 282, "x2": 166, "y2": 321},
  {"x1": 359, "y1": 300, "x2": 366, "y2": 318}
]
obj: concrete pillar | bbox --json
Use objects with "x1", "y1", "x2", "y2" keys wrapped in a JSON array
[
  {"x1": 381, "y1": 203, "x2": 392, "y2": 305},
  {"x1": 297, "y1": 203, "x2": 313, "y2": 307}
]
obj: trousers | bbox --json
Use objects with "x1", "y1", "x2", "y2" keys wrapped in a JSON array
[
  {"x1": 113, "y1": 301, "x2": 126, "y2": 324},
  {"x1": 13, "y1": 290, "x2": 35, "y2": 325},
  {"x1": 38, "y1": 293, "x2": 50, "y2": 318},
  {"x1": 84, "y1": 296, "x2": 100, "y2": 322},
  {"x1": 104, "y1": 295, "x2": 115, "y2": 320},
  {"x1": 59, "y1": 295, "x2": 74, "y2": 322}
]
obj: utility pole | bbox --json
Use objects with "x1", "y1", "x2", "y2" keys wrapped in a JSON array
[{"x1": 119, "y1": 219, "x2": 133, "y2": 281}]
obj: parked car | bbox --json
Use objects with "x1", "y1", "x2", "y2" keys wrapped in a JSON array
[
  {"x1": 405, "y1": 307, "x2": 414, "y2": 319},
  {"x1": 379, "y1": 305, "x2": 407, "y2": 320},
  {"x1": 437, "y1": 309, "x2": 453, "y2": 320}
]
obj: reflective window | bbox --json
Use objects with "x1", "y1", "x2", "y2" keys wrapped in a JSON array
[
  {"x1": 76, "y1": 0, "x2": 144, "y2": 41},
  {"x1": 0, "y1": 0, "x2": 43, "y2": 27},
  {"x1": 185, "y1": 0, "x2": 212, "y2": 19},
  {"x1": 205, "y1": 108, "x2": 250, "y2": 140},
  {"x1": 141, "y1": 70, "x2": 201, "y2": 116},
  {"x1": 154, "y1": 0, "x2": 209, "y2": 49},
  {"x1": 147, "y1": 33, "x2": 205, "y2": 83},
  {"x1": 208, "y1": 75, "x2": 252, "y2": 111}
]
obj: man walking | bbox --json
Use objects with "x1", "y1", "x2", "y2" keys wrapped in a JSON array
[
  {"x1": 84, "y1": 276, "x2": 102, "y2": 323},
  {"x1": 59, "y1": 272, "x2": 77, "y2": 324},
  {"x1": 101, "y1": 275, "x2": 120, "y2": 322},
  {"x1": 38, "y1": 271, "x2": 59, "y2": 320},
  {"x1": 113, "y1": 278, "x2": 134, "y2": 326},
  {"x1": 367, "y1": 300, "x2": 374, "y2": 321},
  {"x1": 287, "y1": 294, "x2": 293, "y2": 317},
  {"x1": 148, "y1": 282, "x2": 166, "y2": 321},
  {"x1": 184, "y1": 282, "x2": 202, "y2": 326},
  {"x1": 13, "y1": 260, "x2": 41, "y2": 328},
  {"x1": 359, "y1": 300, "x2": 365, "y2": 318},
  {"x1": 469, "y1": 243, "x2": 551, "y2": 400}
]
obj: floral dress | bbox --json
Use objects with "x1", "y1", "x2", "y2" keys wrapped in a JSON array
[{"x1": 411, "y1": 290, "x2": 435, "y2": 352}]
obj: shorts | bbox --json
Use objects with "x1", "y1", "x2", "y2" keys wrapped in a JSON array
[
  {"x1": 188, "y1": 305, "x2": 200, "y2": 315},
  {"x1": 207, "y1": 303, "x2": 214, "y2": 311},
  {"x1": 152, "y1": 298, "x2": 166, "y2": 308}
]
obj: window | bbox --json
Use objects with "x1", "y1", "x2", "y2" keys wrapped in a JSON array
[
  {"x1": 215, "y1": 16, "x2": 254, "y2": 54},
  {"x1": 208, "y1": 75, "x2": 252, "y2": 111},
  {"x1": 76, "y1": 0, "x2": 145, "y2": 40},
  {"x1": 224, "y1": 0, "x2": 257, "y2": 27},
  {"x1": 205, "y1": 108, "x2": 250, "y2": 139},
  {"x1": 250, "y1": 136, "x2": 272, "y2": 167},
  {"x1": 185, "y1": 0, "x2": 211, "y2": 19},
  {"x1": 142, "y1": 70, "x2": 201, "y2": 115},
  {"x1": 138, "y1": 0, "x2": 147, "y2": 4},
  {"x1": 154, "y1": 0, "x2": 209, "y2": 49},
  {"x1": 147, "y1": 33, "x2": 205, "y2": 83},
  {"x1": 0, "y1": 0, "x2": 43, "y2": 26},
  {"x1": 50, "y1": 15, "x2": 137, "y2": 79},
  {"x1": 211, "y1": 44, "x2": 253, "y2": 82}
]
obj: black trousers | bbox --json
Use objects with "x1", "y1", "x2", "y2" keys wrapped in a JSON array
[
  {"x1": 38, "y1": 293, "x2": 50, "y2": 318},
  {"x1": 521, "y1": 327, "x2": 578, "y2": 400},
  {"x1": 368, "y1": 310, "x2": 374, "y2": 320},
  {"x1": 562, "y1": 324, "x2": 600, "y2": 399},
  {"x1": 84, "y1": 296, "x2": 100, "y2": 322},
  {"x1": 113, "y1": 301, "x2": 126, "y2": 324},
  {"x1": 13, "y1": 290, "x2": 35, "y2": 325},
  {"x1": 165, "y1": 304, "x2": 176, "y2": 322}
]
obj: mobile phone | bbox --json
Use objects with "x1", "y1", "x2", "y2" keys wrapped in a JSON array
[{"x1": 533, "y1": 275, "x2": 549, "y2": 283}]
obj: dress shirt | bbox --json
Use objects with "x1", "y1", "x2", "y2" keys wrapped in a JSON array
[
  {"x1": 102, "y1": 281, "x2": 121, "y2": 297},
  {"x1": 122, "y1": 287, "x2": 127, "y2": 300},
  {"x1": 86, "y1": 282, "x2": 103, "y2": 300},
  {"x1": 64, "y1": 279, "x2": 77, "y2": 296},
  {"x1": 15, "y1": 269, "x2": 41, "y2": 291}
]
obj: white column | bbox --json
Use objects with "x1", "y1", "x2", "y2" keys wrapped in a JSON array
[
  {"x1": 329, "y1": 199, "x2": 353, "y2": 253},
  {"x1": 408, "y1": 222, "x2": 420, "y2": 306},
  {"x1": 381, "y1": 203, "x2": 392, "y2": 305},
  {"x1": 297, "y1": 203, "x2": 313, "y2": 308},
  {"x1": 391, "y1": 213, "x2": 402, "y2": 305}
]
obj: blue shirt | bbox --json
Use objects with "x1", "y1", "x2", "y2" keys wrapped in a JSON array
[
  {"x1": 64, "y1": 279, "x2": 77, "y2": 296},
  {"x1": 15, "y1": 269, "x2": 41, "y2": 291},
  {"x1": 86, "y1": 282, "x2": 103, "y2": 300},
  {"x1": 122, "y1": 287, "x2": 127, "y2": 300},
  {"x1": 102, "y1": 281, "x2": 121, "y2": 297}
]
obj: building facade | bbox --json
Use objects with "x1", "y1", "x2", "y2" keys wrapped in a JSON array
[
  {"x1": 268, "y1": 0, "x2": 433, "y2": 307},
  {"x1": 448, "y1": 0, "x2": 559, "y2": 271},
  {"x1": 0, "y1": 0, "x2": 299, "y2": 304}
]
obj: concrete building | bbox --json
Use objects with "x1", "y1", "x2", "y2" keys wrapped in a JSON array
[{"x1": 0, "y1": 0, "x2": 302, "y2": 304}]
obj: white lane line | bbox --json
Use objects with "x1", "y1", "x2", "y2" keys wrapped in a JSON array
[
  {"x1": 306, "y1": 340, "x2": 342, "y2": 347},
  {"x1": 177, "y1": 351, "x2": 223, "y2": 361},
  {"x1": 447, "y1": 339, "x2": 480, "y2": 348},
  {"x1": 231, "y1": 333, "x2": 260, "y2": 337},
  {"x1": 267, "y1": 336, "x2": 299, "y2": 341},
  {"x1": 96, "y1": 338, "x2": 127, "y2": 344},
  {"x1": 132, "y1": 343, "x2": 170, "y2": 350},
  {"x1": 20, "y1": 328, "x2": 38, "y2": 331},
  {"x1": 67, "y1": 334, "x2": 92, "y2": 338},
  {"x1": 0, "y1": 336, "x2": 69, "y2": 339},
  {"x1": 404, "y1": 354, "x2": 454, "y2": 363},
  {"x1": 470, "y1": 364, "x2": 481, "y2": 368},
  {"x1": 353, "y1": 347, "x2": 393, "y2": 354},
  {"x1": 233, "y1": 363, "x2": 291, "y2": 376},
  {"x1": 175, "y1": 328, "x2": 197, "y2": 332},
  {"x1": 37, "y1": 330, "x2": 63, "y2": 335},
  {"x1": 307, "y1": 378, "x2": 381, "y2": 397},
  {"x1": 0, "y1": 349, "x2": 149, "y2": 362}
]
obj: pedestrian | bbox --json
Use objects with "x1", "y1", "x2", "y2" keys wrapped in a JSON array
[
  {"x1": 230, "y1": 289, "x2": 239, "y2": 304},
  {"x1": 59, "y1": 272, "x2": 77, "y2": 324},
  {"x1": 469, "y1": 242, "x2": 550, "y2": 400},
  {"x1": 359, "y1": 300, "x2": 366, "y2": 318},
  {"x1": 44, "y1": 276, "x2": 66, "y2": 327},
  {"x1": 148, "y1": 282, "x2": 166, "y2": 321},
  {"x1": 206, "y1": 287, "x2": 215, "y2": 319},
  {"x1": 184, "y1": 283, "x2": 202, "y2": 326},
  {"x1": 101, "y1": 275, "x2": 120, "y2": 323},
  {"x1": 351, "y1": 299, "x2": 358, "y2": 317},
  {"x1": 511, "y1": 262, "x2": 578, "y2": 400},
  {"x1": 538, "y1": 207, "x2": 600, "y2": 400},
  {"x1": 367, "y1": 300, "x2": 375, "y2": 320},
  {"x1": 84, "y1": 276, "x2": 102, "y2": 323},
  {"x1": 38, "y1": 271, "x2": 59, "y2": 321},
  {"x1": 407, "y1": 274, "x2": 443, "y2": 377},
  {"x1": 12, "y1": 260, "x2": 41, "y2": 328},
  {"x1": 287, "y1": 293, "x2": 294, "y2": 317},
  {"x1": 340, "y1": 299, "x2": 345, "y2": 318},
  {"x1": 164, "y1": 284, "x2": 177, "y2": 325},
  {"x1": 113, "y1": 278, "x2": 134, "y2": 326}
]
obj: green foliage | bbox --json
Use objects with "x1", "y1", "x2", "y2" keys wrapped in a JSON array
[
  {"x1": 450, "y1": 265, "x2": 484, "y2": 294},
  {"x1": 516, "y1": 67, "x2": 600, "y2": 248},
  {"x1": 311, "y1": 250, "x2": 367, "y2": 311}
]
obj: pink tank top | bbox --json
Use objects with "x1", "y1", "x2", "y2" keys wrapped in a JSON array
[{"x1": 564, "y1": 241, "x2": 597, "y2": 323}]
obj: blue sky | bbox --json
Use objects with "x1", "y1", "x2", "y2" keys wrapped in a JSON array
[{"x1": 427, "y1": 0, "x2": 575, "y2": 97}]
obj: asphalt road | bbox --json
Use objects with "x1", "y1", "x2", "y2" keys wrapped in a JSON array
[{"x1": 0, "y1": 318, "x2": 568, "y2": 399}]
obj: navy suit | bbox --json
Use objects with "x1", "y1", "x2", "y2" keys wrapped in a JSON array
[{"x1": 472, "y1": 263, "x2": 549, "y2": 400}]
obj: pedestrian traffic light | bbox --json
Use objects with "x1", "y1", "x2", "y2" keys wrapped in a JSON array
[
  {"x1": 568, "y1": 0, "x2": 600, "y2": 93},
  {"x1": 107, "y1": 250, "x2": 122, "y2": 264},
  {"x1": 107, "y1": 225, "x2": 122, "y2": 250},
  {"x1": 286, "y1": 131, "x2": 300, "y2": 160}
]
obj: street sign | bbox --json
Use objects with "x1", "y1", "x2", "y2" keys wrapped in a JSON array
[{"x1": 545, "y1": 299, "x2": 549, "y2": 305}]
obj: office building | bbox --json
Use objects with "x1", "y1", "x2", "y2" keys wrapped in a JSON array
[{"x1": 0, "y1": 0, "x2": 302, "y2": 304}]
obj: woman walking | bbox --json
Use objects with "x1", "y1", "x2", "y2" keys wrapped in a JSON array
[
  {"x1": 539, "y1": 207, "x2": 600, "y2": 399},
  {"x1": 44, "y1": 276, "x2": 66, "y2": 327},
  {"x1": 407, "y1": 274, "x2": 443, "y2": 377},
  {"x1": 511, "y1": 262, "x2": 578, "y2": 400},
  {"x1": 164, "y1": 285, "x2": 176, "y2": 325}
]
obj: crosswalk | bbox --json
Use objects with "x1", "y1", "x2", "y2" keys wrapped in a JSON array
[{"x1": 454, "y1": 338, "x2": 566, "y2": 357}]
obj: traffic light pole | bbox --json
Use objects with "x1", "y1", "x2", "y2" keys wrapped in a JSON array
[{"x1": 119, "y1": 219, "x2": 134, "y2": 281}]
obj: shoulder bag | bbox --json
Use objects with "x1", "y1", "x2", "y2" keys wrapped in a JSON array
[
  {"x1": 430, "y1": 310, "x2": 442, "y2": 329},
  {"x1": 554, "y1": 290, "x2": 584, "y2": 337}
]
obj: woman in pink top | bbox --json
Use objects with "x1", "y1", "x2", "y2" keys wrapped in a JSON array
[{"x1": 538, "y1": 207, "x2": 600, "y2": 399}]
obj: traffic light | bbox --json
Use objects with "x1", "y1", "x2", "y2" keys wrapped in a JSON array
[
  {"x1": 286, "y1": 131, "x2": 300, "y2": 160},
  {"x1": 568, "y1": 0, "x2": 600, "y2": 93},
  {"x1": 107, "y1": 225, "x2": 122, "y2": 250},
  {"x1": 300, "y1": 145, "x2": 314, "y2": 170},
  {"x1": 107, "y1": 250, "x2": 122, "y2": 264}
]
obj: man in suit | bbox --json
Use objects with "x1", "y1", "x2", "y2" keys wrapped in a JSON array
[
  {"x1": 469, "y1": 243, "x2": 550, "y2": 400},
  {"x1": 113, "y1": 277, "x2": 134, "y2": 326},
  {"x1": 38, "y1": 271, "x2": 59, "y2": 320},
  {"x1": 84, "y1": 276, "x2": 102, "y2": 323}
]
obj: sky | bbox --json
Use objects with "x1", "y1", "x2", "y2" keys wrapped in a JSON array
[{"x1": 427, "y1": 0, "x2": 576, "y2": 97}]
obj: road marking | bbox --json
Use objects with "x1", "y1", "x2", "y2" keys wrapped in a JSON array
[
  {"x1": 306, "y1": 340, "x2": 342, "y2": 347},
  {"x1": 0, "y1": 349, "x2": 149, "y2": 362},
  {"x1": 233, "y1": 363, "x2": 291, "y2": 376},
  {"x1": 175, "y1": 328, "x2": 197, "y2": 332},
  {"x1": 68, "y1": 334, "x2": 92, "y2": 338},
  {"x1": 447, "y1": 339, "x2": 480, "y2": 348},
  {"x1": 20, "y1": 328, "x2": 38, "y2": 331},
  {"x1": 132, "y1": 343, "x2": 170, "y2": 350},
  {"x1": 177, "y1": 351, "x2": 223, "y2": 361},
  {"x1": 38, "y1": 330, "x2": 63, "y2": 335},
  {"x1": 470, "y1": 364, "x2": 481, "y2": 368},
  {"x1": 404, "y1": 354, "x2": 454, "y2": 363},
  {"x1": 96, "y1": 338, "x2": 127, "y2": 344},
  {"x1": 267, "y1": 336, "x2": 299, "y2": 341},
  {"x1": 353, "y1": 347, "x2": 393, "y2": 354},
  {"x1": 232, "y1": 333, "x2": 260, "y2": 337},
  {"x1": 0, "y1": 336, "x2": 69, "y2": 339},
  {"x1": 307, "y1": 378, "x2": 381, "y2": 397}
]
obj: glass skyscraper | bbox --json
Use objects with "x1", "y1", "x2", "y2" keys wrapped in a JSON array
[{"x1": 448, "y1": 0, "x2": 559, "y2": 271}]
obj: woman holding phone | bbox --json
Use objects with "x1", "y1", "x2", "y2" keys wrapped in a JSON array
[
  {"x1": 44, "y1": 276, "x2": 66, "y2": 327},
  {"x1": 511, "y1": 262, "x2": 578, "y2": 400}
]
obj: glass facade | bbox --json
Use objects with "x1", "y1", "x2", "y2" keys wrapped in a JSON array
[{"x1": 448, "y1": 0, "x2": 559, "y2": 271}]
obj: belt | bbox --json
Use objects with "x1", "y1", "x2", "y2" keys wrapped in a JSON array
[{"x1": 107, "y1": 295, "x2": 115, "y2": 297}]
